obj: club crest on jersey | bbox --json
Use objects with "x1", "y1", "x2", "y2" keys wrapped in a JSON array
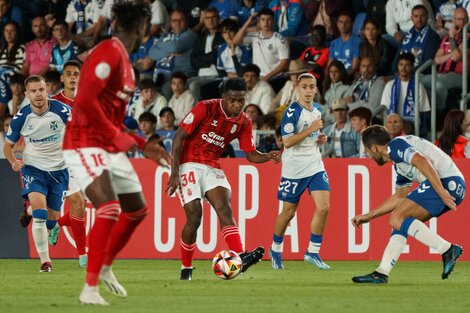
[
  {"x1": 230, "y1": 124, "x2": 237, "y2": 134},
  {"x1": 183, "y1": 113, "x2": 194, "y2": 124},
  {"x1": 211, "y1": 120, "x2": 218, "y2": 127},
  {"x1": 284, "y1": 123, "x2": 294, "y2": 134},
  {"x1": 50, "y1": 121, "x2": 58, "y2": 130}
]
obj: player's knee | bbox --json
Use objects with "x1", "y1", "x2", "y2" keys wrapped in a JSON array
[
  {"x1": 316, "y1": 203, "x2": 330, "y2": 215},
  {"x1": 186, "y1": 213, "x2": 202, "y2": 229},
  {"x1": 281, "y1": 208, "x2": 296, "y2": 221}
]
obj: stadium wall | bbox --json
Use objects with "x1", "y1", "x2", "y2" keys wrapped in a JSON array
[{"x1": 4, "y1": 158, "x2": 470, "y2": 261}]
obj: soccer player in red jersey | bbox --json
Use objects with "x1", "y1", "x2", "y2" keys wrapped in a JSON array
[
  {"x1": 62, "y1": 3, "x2": 171, "y2": 305},
  {"x1": 166, "y1": 78, "x2": 281, "y2": 280}
]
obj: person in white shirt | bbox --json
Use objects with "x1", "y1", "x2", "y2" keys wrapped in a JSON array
[
  {"x1": 127, "y1": 78, "x2": 167, "y2": 127},
  {"x1": 242, "y1": 63, "x2": 276, "y2": 114},
  {"x1": 150, "y1": 0, "x2": 169, "y2": 36},
  {"x1": 168, "y1": 72, "x2": 196, "y2": 125}
]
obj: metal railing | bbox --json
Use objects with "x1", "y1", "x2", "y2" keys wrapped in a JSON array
[
  {"x1": 460, "y1": 21, "x2": 470, "y2": 111},
  {"x1": 414, "y1": 59, "x2": 437, "y2": 141}
]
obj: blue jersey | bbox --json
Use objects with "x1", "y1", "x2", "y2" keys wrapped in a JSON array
[
  {"x1": 216, "y1": 43, "x2": 252, "y2": 73},
  {"x1": 269, "y1": 0, "x2": 304, "y2": 37},
  {"x1": 210, "y1": 0, "x2": 231, "y2": 20},
  {"x1": 5, "y1": 100, "x2": 71, "y2": 171},
  {"x1": 280, "y1": 101, "x2": 324, "y2": 179},
  {"x1": 229, "y1": 0, "x2": 267, "y2": 25},
  {"x1": 50, "y1": 41, "x2": 79, "y2": 73},
  {"x1": 130, "y1": 36, "x2": 157, "y2": 76},
  {"x1": 0, "y1": 65, "x2": 16, "y2": 106},
  {"x1": 388, "y1": 135, "x2": 464, "y2": 187},
  {"x1": 329, "y1": 35, "x2": 361, "y2": 70}
]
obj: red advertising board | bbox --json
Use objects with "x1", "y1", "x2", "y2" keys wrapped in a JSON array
[{"x1": 31, "y1": 159, "x2": 470, "y2": 261}]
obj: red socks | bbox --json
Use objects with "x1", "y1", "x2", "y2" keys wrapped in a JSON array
[
  {"x1": 71, "y1": 214, "x2": 87, "y2": 255},
  {"x1": 102, "y1": 207, "x2": 149, "y2": 267},
  {"x1": 180, "y1": 239, "x2": 196, "y2": 268},
  {"x1": 86, "y1": 201, "x2": 120, "y2": 286},
  {"x1": 57, "y1": 213, "x2": 71, "y2": 226},
  {"x1": 221, "y1": 225, "x2": 243, "y2": 254}
]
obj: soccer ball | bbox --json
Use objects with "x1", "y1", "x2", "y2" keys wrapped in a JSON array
[{"x1": 212, "y1": 250, "x2": 243, "y2": 280}]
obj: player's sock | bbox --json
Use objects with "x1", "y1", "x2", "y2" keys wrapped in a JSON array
[
  {"x1": 58, "y1": 212, "x2": 71, "y2": 226},
  {"x1": 102, "y1": 206, "x2": 148, "y2": 266},
  {"x1": 32, "y1": 209, "x2": 51, "y2": 264},
  {"x1": 271, "y1": 234, "x2": 284, "y2": 253},
  {"x1": 376, "y1": 230, "x2": 407, "y2": 275},
  {"x1": 307, "y1": 233, "x2": 322, "y2": 253},
  {"x1": 27, "y1": 205, "x2": 32, "y2": 216},
  {"x1": 401, "y1": 218, "x2": 451, "y2": 254},
  {"x1": 181, "y1": 239, "x2": 196, "y2": 268},
  {"x1": 221, "y1": 225, "x2": 243, "y2": 254},
  {"x1": 86, "y1": 201, "x2": 120, "y2": 286},
  {"x1": 46, "y1": 219, "x2": 57, "y2": 230},
  {"x1": 71, "y1": 214, "x2": 87, "y2": 256}
]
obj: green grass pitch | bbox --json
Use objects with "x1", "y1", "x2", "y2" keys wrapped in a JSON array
[{"x1": 0, "y1": 260, "x2": 469, "y2": 313}]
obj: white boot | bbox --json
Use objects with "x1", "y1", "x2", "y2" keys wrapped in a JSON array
[
  {"x1": 79, "y1": 284, "x2": 109, "y2": 305},
  {"x1": 100, "y1": 266, "x2": 127, "y2": 297}
]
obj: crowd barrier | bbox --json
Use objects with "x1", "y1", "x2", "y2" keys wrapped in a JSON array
[{"x1": 5, "y1": 158, "x2": 469, "y2": 261}]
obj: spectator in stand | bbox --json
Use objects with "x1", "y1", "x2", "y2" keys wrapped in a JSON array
[
  {"x1": 257, "y1": 113, "x2": 279, "y2": 153},
  {"x1": 150, "y1": 0, "x2": 170, "y2": 36},
  {"x1": 435, "y1": 109, "x2": 470, "y2": 158},
  {"x1": 49, "y1": 21, "x2": 79, "y2": 73},
  {"x1": 233, "y1": 8, "x2": 289, "y2": 90},
  {"x1": 243, "y1": 63, "x2": 276, "y2": 115},
  {"x1": 348, "y1": 107, "x2": 372, "y2": 158},
  {"x1": 65, "y1": 0, "x2": 101, "y2": 47},
  {"x1": 303, "y1": 0, "x2": 347, "y2": 39},
  {"x1": 244, "y1": 103, "x2": 263, "y2": 129},
  {"x1": 385, "y1": 0, "x2": 435, "y2": 47},
  {"x1": 209, "y1": 0, "x2": 231, "y2": 20},
  {"x1": 0, "y1": 21, "x2": 25, "y2": 73},
  {"x1": 343, "y1": 56, "x2": 386, "y2": 121},
  {"x1": 43, "y1": 69, "x2": 61, "y2": 96},
  {"x1": 148, "y1": 9, "x2": 199, "y2": 99},
  {"x1": 0, "y1": 0, "x2": 28, "y2": 42},
  {"x1": 168, "y1": 71, "x2": 196, "y2": 125},
  {"x1": 385, "y1": 113, "x2": 407, "y2": 137},
  {"x1": 21, "y1": 16, "x2": 56, "y2": 77},
  {"x1": 300, "y1": 25, "x2": 329, "y2": 82},
  {"x1": 138, "y1": 112, "x2": 158, "y2": 140},
  {"x1": 322, "y1": 60, "x2": 349, "y2": 127},
  {"x1": 434, "y1": 0, "x2": 458, "y2": 37},
  {"x1": 365, "y1": 0, "x2": 386, "y2": 29},
  {"x1": 392, "y1": 4, "x2": 441, "y2": 72},
  {"x1": 131, "y1": 12, "x2": 157, "y2": 81},
  {"x1": 382, "y1": 53, "x2": 430, "y2": 136},
  {"x1": 158, "y1": 107, "x2": 178, "y2": 131},
  {"x1": 189, "y1": 7, "x2": 224, "y2": 101},
  {"x1": 268, "y1": 0, "x2": 304, "y2": 37},
  {"x1": 359, "y1": 18, "x2": 395, "y2": 77},
  {"x1": 327, "y1": 12, "x2": 361, "y2": 78},
  {"x1": 321, "y1": 98, "x2": 360, "y2": 158},
  {"x1": 422, "y1": 8, "x2": 469, "y2": 113},
  {"x1": 229, "y1": 0, "x2": 267, "y2": 25},
  {"x1": 7, "y1": 73, "x2": 26, "y2": 115},
  {"x1": 128, "y1": 78, "x2": 167, "y2": 126}
]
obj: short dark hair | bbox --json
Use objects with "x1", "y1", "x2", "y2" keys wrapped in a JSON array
[
  {"x1": 258, "y1": 8, "x2": 274, "y2": 18},
  {"x1": 262, "y1": 114, "x2": 277, "y2": 129},
  {"x1": 63, "y1": 60, "x2": 81, "y2": 71},
  {"x1": 139, "y1": 78, "x2": 156, "y2": 91},
  {"x1": 361, "y1": 125, "x2": 392, "y2": 149},
  {"x1": 43, "y1": 70, "x2": 60, "y2": 84},
  {"x1": 9, "y1": 73, "x2": 25, "y2": 86},
  {"x1": 398, "y1": 52, "x2": 415, "y2": 66},
  {"x1": 171, "y1": 71, "x2": 187, "y2": 84},
  {"x1": 348, "y1": 107, "x2": 372, "y2": 125},
  {"x1": 204, "y1": 6, "x2": 220, "y2": 18},
  {"x1": 138, "y1": 111, "x2": 157, "y2": 124},
  {"x1": 412, "y1": 4, "x2": 428, "y2": 14},
  {"x1": 338, "y1": 11, "x2": 353, "y2": 21},
  {"x1": 159, "y1": 107, "x2": 175, "y2": 118},
  {"x1": 52, "y1": 20, "x2": 69, "y2": 29},
  {"x1": 112, "y1": 2, "x2": 150, "y2": 33},
  {"x1": 242, "y1": 63, "x2": 260, "y2": 77},
  {"x1": 220, "y1": 18, "x2": 239, "y2": 33},
  {"x1": 222, "y1": 78, "x2": 246, "y2": 93},
  {"x1": 25, "y1": 75, "x2": 46, "y2": 87}
]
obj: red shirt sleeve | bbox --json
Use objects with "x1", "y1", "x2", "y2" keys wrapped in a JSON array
[
  {"x1": 238, "y1": 119, "x2": 256, "y2": 153},
  {"x1": 179, "y1": 101, "x2": 209, "y2": 136}
]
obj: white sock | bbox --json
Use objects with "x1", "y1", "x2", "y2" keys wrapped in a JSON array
[
  {"x1": 271, "y1": 241, "x2": 283, "y2": 253},
  {"x1": 376, "y1": 234, "x2": 407, "y2": 275},
  {"x1": 32, "y1": 217, "x2": 50, "y2": 263},
  {"x1": 27, "y1": 205, "x2": 32, "y2": 216},
  {"x1": 307, "y1": 241, "x2": 321, "y2": 254},
  {"x1": 407, "y1": 219, "x2": 451, "y2": 254}
]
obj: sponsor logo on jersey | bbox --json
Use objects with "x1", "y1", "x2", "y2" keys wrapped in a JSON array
[
  {"x1": 211, "y1": 120, "x2": 218, "y2": 127},
  {"x1": 201, "y1": 132, "x2": 225, "y2": 148},
  {"x1": 28, "y1": 134, "x2": 60, "y2": 143}
]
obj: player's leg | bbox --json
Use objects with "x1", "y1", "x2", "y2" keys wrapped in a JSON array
[
  {"x1": 28, "y1": 191, "x2": 52, "y2": 272},
  {"x1": 46, "y1": 169, "x2": 69, "y2": 247},
  {"x1": 179, "y1": 199, "x2": 203, "y2": 280},
  {"x1": 68, "y1": 191, "x2": 87, "y2": 267}
]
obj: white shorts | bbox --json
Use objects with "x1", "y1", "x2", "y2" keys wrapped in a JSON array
[
  {"x1": 177, "y1": 162, "x2": 231, "y2": 206},
  {"x1": 63, "y1": 147, "x2": 142, "y2": 195},
  {"x1": 66, "y1": 170, "x2": 81, "y2": 197}
]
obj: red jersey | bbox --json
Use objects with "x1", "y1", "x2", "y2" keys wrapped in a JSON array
[
  {"x1": 52, "y1": 91, "x2": 74, "y2": 107},
  {"x1": 63, "y1": 38, "x2": 135, "y2": 152},
  {"x1": 179, "y1": 99, "x2": 256, "y2": 168}
]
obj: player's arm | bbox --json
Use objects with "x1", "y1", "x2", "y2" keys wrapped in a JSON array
[
  {"x1": 410, "y1": 153, "x2": 456, "y2": 210},
  {"x1": 165, "y1": 127, "x2": 189, "y2": 196},
  {"x1": 3, "y1": 140, "x2": 24, "y2": 172},
  {"x1": 283, "y1": 119, "x2": 323, "y2": 148},
  {"x1": 351, "y1": 186, "x2": 410, "y2": 228},
  {"x1": 246, "y1": 150, "x2": 280, "y2": 163}
]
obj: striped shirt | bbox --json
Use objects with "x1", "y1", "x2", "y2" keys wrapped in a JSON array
[{"x1": 0, "y1": 45, "x2": 25, "y2": 72}]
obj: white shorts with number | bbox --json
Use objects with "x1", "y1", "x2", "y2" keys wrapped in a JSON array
[
  {"x1": 65, "y1": 169, "x2": 81, "y2": 197},
  {"x1": 63, "y1": 147, "x2": 142, "y2": 195},
  {"x1": 177, "y1": 162, "x2": 231, "y2": 206}
]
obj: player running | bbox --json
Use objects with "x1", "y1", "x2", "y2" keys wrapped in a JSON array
[
  {"x1": 351, "y1": 125, "x2": 465, "y2": 283},
  {"x1": 165, "y1": 78, "x2": 280, "y2": 281},
  {"x1": 269, "y1": 73, "x2": 330, "y2": 270},
  {"x1": 62, "y1": 3, "x2": 171, "y2": 305}
]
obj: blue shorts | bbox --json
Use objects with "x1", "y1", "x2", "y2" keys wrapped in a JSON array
[
  {"x1": 407, "y1": 176, "x2": 466, "y2": 217},
  {"x1": 21, "y1": 165, "x2": 69, "y2": 212},
  {"x1": 277, "y1": 171, "x2": 330, "y2": 203}
]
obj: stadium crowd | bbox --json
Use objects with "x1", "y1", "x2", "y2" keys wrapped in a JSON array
[{"x1": 1, "y1": 0, "x2": 470, "y2": 160}]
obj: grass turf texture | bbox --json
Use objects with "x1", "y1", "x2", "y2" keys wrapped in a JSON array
[{"x1": 0, "y1": 260, "x2": 469, "y2": 313}]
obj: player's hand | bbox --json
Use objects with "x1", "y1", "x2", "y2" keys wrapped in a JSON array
[
  {"x1": 112, "y1": 132, "x2": 136, "y2": 152},
  {"x1": 351, "y1": 213, "x2": 371, "y2": 228},
  {"x1": 12, "y1": 159, "x2": 25, "y2": 172},
  {"x1": 165, "y1": 172, "x2": 180, "y2": 197},
  {"x1": 143, "y1": 140, "x2": 172, "y2": 167},
  {"x1": 438, "y1": 188, "x2": 457, "y2": 210},
  {"x1": 267, "y1": 150, "x2": 280, "y2": 163},
  {"x1": 309, "y1": 119, "x2": 323, "y2": 133},
  {"x1": 317, "y1": 133, "x2": 327, "y2": 145}
]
